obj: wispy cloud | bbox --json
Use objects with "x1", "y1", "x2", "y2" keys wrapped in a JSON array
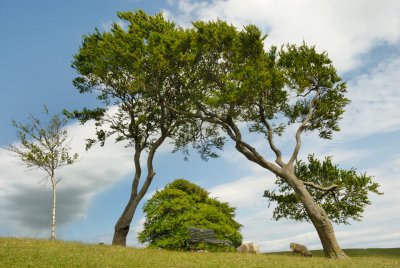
[{"x1": 340, "y1": 56, "x2": 400, "y2": 139}]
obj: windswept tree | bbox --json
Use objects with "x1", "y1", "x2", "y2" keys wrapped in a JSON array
[
  {"x1": 138, "y1": 179, "x2": 242, "y2": 251},
  {"x1": 6, "y1": 107, "x2": 78, "y2": 240},
  {"x1": 165, "y1": 20, "x2": 359, "y2": 258},
  {"x1": 69, "y1": 11, "x2": 221, "y2": 246}
]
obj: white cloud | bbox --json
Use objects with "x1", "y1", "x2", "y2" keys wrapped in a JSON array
[
  {"x1": 0, "y1": 115, "x2": 174, "y2": 238},
  {"x1": 209, "y1": 174, "x2": 276, "y2": 210},
  {"x1": 340, "y1": 56, "x2": 400, "y2": 139},
  {"x1": 167, "y1": 0, "x2": 400, "y2": 72}
]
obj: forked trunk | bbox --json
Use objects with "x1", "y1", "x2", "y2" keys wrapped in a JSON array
[
  {"x1": 112, "y1": 197, "x2": 141, "y2": 246},
  {"x1": 112, "y1": 134, "x2": 166, "y2": 246},
  {"x1": 51, "y1": 177, "x2": 56, "y2": 240},
  {"x1": 285, "y1": 171, "x2": 348, "y2": 259}
]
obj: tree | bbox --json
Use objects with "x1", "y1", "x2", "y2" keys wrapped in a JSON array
[
  {"x1": 264, "y1": 154, "x2": 382, "y2": 224},
  {"x1": 69, "y1": 10, "x2": 222, "y2": 246},
  {"x1": 138, "y1": 179, "x2": 242, "y2": 251},
  {"x1": 165, "y1": 20, "x2": 354, "y2": 258},
  {"x1": 6, "y1": 107, "x2": 78, "y2": 240}
]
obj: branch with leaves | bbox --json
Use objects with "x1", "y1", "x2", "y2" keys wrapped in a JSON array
[{"x1": 264, "y1": 154, "x2": 382, "y2": 224}]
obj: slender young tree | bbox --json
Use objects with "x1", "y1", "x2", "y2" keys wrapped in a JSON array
[
  {"x1": 69, "y1": 10, "x2": 222, "y2": 246},
  {"x1": 167, "y1": 21, "x2": 354, "y2": 258},
  {"x1": 6, "y1": 107, "x2": 78, "y2": 240}
]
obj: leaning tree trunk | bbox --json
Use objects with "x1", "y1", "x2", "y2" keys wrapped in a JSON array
[
  {"x1": 284, "y1": 171, "x2": 348, "y2": 259},
  {"x1": 112, "y1": 196, "x2": 141, "y2": 246},
  {"x1": 232, "y1": 132, "x2": 348, "y2": 258},
  {"x1": 112, "y1": 171, "x2": 157, "y2": 246},
  {"x1": 112, "y1": 149, "x2": 143, "y2": 246},
  {"x1": 112, "y1": 134, "x2": 166, "y2": 246},
  {"x1": 50, "y1": 176, "x2": 56, "y2": 240}
]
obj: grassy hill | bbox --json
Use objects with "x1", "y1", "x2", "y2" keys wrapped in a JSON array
[{"x1": 0, "y1": 238, "x2": 399, "y2": 268}]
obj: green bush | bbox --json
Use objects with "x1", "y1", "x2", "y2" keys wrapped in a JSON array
[{"x1": 138, "y1": 179, "x2": 242, "y2": 251}]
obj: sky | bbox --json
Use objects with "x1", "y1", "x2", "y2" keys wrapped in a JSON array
[{"x1": 1, "y1": 0, "x2": 399, "y2": 252}]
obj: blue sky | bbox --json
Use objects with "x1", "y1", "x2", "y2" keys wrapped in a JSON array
[{"x1": 1, "y1": 0, "x2": 400, "y2": 252}]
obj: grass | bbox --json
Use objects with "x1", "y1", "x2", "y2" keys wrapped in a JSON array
[{"x1": 0, "y1": 238, "x2": 399, "y2": 268}]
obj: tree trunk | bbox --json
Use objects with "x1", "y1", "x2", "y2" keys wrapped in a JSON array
[
  {"x1": 112, "y1": 134, "x2": 166, "y2": 246},
  {"x1": 284, "y1": 170, "x2": 348, "y2": 259},
  {"x1": 112, "y1": 197, "x2": 141, "y2": 246},
  {"x1": 51, "y1": 177, "x2": 56, "y2": 240},
  {"x1": 232, "y1": 139, "x2": 348, "y2": 258}
]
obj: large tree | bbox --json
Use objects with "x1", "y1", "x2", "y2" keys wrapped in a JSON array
[
  {"x1": 138, "y1": 179, "x2": 242, "y2": 251},
  {"x1": 6, "y1": 107, "x2": 78, "y2": 240},
  {"x1": 166, "y1": 21, "x2": 354, "y2": 258},
  {"x1": 69, "y1": 11, "x2": 221, "y2": 246}
]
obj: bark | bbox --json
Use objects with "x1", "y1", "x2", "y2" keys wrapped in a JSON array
[
  {"x1": 112, "y1": 195, "x2": 142, "y2": 246},
  {"x1": 283, "y1": 169, "x2": 348, "y2": 259},
  {"x1": 51, "y1": 176, "x2": 56, "y2": 240},
  {"x1": 112, "y1": 149, "x2": 143, "y2": 246}
]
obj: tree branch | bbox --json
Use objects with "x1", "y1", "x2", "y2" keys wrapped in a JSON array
[
  {"x1": 130, "y1": 148, "x2": 142, "y2": 198},
  {"x1": 167, "y1": 104, "x2": 282, "y2": 174},
  {"x1": 258, "y1": 103, "x2": 284, "y2": 167},
  {"x1": 302, "y1": 180, "x2": 338, "y2": 192},
  {"x1": 288, "y1": 88, "x2": 320, "y2": 165},
  {"x1": 137, "y1": 132, "x2": 168, "y2": 200}
]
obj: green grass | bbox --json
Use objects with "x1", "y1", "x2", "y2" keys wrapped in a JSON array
[
  {"x1": 270, "y1": 248, "x2": 400, "y2": 258},
  {"x1": 0, "y1": 238, "x2": 399, "y2": 268}
]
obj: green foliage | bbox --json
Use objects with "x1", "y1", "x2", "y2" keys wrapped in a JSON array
[
  {"x1": 138, "y1": 179, "x2": 242, "y2": 251},
  {"x1": 278, "y1": 44, "x2": 349, "y2": 139},
  {"x1": 69, "y1": 9, "x2": 222, "y2": 159},
  {"x1": 6, "y1": 106, "x2": 78, "y2": 180},
  {"x1": 174, "y1": 21, "x2": 349, "y2": 142},
  {"x1": 264, "y1": 155, "x2": 382, "y2": 224},
  {"x1": 70, "y1": 10, "x2": 180, "y2": 149}
]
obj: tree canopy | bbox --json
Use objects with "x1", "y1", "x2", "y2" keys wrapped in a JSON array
[
  {"x1": 264, "y1": 154, "x2": 382, "y2": 224},
  {"x1": 138, "y1": 179, "x2": 242, "y2": 251}
]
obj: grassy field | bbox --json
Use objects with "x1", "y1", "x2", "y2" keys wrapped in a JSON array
[{"x1": 0, "y1": 238, "x2": 399, "y2": 268}]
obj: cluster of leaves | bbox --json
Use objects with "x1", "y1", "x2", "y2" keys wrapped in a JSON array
[
  {"x1": 264, "y1": 154, "x2": 382, "y2": 224},
  {"x1": 138, "y1": 179, "x2": 242, "y2": 251}
]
